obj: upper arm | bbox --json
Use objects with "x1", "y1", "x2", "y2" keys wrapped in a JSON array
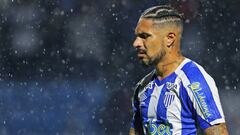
[{"x1": 204, "y1": 123, "x2": 229, "y2": 135}]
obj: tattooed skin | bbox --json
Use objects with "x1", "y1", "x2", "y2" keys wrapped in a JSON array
[{"x1": 205, "y1": 123, "x2": 229, "y2": 135}]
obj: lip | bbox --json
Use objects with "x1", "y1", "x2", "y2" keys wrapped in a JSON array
[
  {"x1": 136, "y1": 49, "x2": 146, "y2": 59},
  {"x1": 137, "y1": 49, "x2": 146, "y2": 54},
  {"x1": 137, "y1": 52, "x2": 146, "y2": 59}
]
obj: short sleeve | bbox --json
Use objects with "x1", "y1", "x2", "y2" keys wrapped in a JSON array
[{"x1": 182, "y1": 63, "x2": 225, "y2": 129}]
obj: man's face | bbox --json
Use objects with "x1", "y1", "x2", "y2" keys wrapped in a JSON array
[{"x1": 133, "y1": 18, "x2": 166, "y2": 66}]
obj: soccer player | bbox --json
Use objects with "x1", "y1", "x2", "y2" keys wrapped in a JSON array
[{"x1": 129, "y1": 5, "x2": 228, "y2": 135}]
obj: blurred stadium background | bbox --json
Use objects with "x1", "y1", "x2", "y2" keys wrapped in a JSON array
[{"x1": 0, "y1": 0, "x2": 239, "y2": 134}]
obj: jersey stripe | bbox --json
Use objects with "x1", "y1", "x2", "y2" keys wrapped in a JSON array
[
  {"x1": 166, "y1": 75, "x2": 182, "y2": 134},
  {"x1": 157, "y1": 84, "x2": 168, "y2": 122},
  {"x1": 131, "y1": 58, "x2": 225, "y2": 134},
  {"x1": 148, "y1": 84, "x2": 164, "y2": 121},
  {"x1": 179, "y1": 82, "x2": 198, "y2": 134},
  {"x1": 193, "y1": 62, "x2": 225, "y2": 125},
  {"x1": 138, "y1": 80, "x2": 156, "y2": 124},
  {"x1": 175, "y1": 69, "x2": 206, "y2": 125},
  {"x1": 180, "y1": 61, "x2": 225, "y2": 127}
]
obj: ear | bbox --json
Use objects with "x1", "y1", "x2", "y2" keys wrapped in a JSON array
[{"x1": 166, "y1": 33, "x2": 176, "y2": 48}]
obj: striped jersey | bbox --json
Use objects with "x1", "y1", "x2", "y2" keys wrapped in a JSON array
[{"x1": 131, "y1": 58, "x2": 225, "y2": 135}]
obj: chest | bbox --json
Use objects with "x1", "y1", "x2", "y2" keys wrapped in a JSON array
[{"x1": 138, "y1": 81, "x2": 182, "y2": 120}]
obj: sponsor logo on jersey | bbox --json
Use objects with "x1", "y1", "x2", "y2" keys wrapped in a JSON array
[
  {"x1": 189, "y1": 82, "x2": 201, "y2": 92},
  {"x1": 188, "y1": 82, "x2": 212, "y2": 118},
  {"x1": 146, "y1": 121, "x2": 172, "y2": 135}
]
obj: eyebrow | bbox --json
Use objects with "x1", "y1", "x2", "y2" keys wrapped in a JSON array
[{"x1": 135, "y1": 32, "x2": 152, "y2": 38}]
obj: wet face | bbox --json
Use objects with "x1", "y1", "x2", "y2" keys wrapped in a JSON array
[{"x1": 133, "y1": 18, "x2": 167, "y2": 66}]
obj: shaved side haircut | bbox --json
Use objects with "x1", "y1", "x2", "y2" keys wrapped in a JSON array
[{"x1": 140, "y1": 5, "x2": 183, "y2": 33}]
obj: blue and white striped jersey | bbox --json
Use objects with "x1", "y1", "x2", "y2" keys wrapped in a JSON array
[{"x1": 131, "y1": 58, "x2": 225, "y2": 135}]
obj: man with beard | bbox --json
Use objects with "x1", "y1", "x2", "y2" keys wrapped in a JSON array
[{"x1": 129, "y1": 5, "x2": 228, "y2": 135}]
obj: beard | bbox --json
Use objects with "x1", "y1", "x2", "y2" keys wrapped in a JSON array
[{"x1": 141, "y1": 49, "x2": 166, "y2": 66}]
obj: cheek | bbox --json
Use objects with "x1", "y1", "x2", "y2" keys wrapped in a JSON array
[
  {"x1": 147, "y1": 40, "x2": 163, "y2": 54},
  {"x1": 146, "y1": 46, "x2": 160, "y2": 58}
]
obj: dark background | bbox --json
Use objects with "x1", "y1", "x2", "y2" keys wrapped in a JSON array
[{"x1": 0, "y1": 0, "x2": 239, "y2": 134}]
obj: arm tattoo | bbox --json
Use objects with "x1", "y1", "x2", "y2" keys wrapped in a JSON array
[{"x1": 204, "y1": 123, "x2": 229, "y2": 135}]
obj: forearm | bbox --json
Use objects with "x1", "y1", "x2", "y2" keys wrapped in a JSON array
[
  {"x1": 129, "y1": 128, "x2": 135, "y2": 135},
  {"x1": 204, "y1": 123, "x2": 229, "y2": 135}
]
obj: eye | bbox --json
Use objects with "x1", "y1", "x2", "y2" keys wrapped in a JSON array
[{"x1": 138, "y1": 33, "x2": 151, "y2": 39}]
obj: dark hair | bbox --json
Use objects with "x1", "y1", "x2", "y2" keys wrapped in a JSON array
[{"x1": 140, "y1": 5, "x2": 183, "y2": 25}]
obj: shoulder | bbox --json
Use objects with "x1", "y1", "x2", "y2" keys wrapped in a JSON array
[
  {"x1": 133, "y1": 70, "x2": 156, "y2": 98},
  {"x1": 177, "y1": 59, "x2": 225, "y2": 127},
  {"x1": 179, "y1": 60, "x2": 216, "y2": 87},
  {"x1": 136, "y1": 70, "x2": 156, "y2": 87}
]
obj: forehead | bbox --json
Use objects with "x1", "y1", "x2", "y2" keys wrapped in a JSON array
[{"x1": 135, "y1": 18, "x2": 154, "y2": 33}]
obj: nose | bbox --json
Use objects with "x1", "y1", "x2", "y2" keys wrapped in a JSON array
[{"x1": 133, "y1": 37, "x2": 143, "y2": 49}]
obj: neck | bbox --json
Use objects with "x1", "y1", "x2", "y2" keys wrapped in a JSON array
[{"x1": 155, "y1": 54, "x2": 184, "y2": 80}]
